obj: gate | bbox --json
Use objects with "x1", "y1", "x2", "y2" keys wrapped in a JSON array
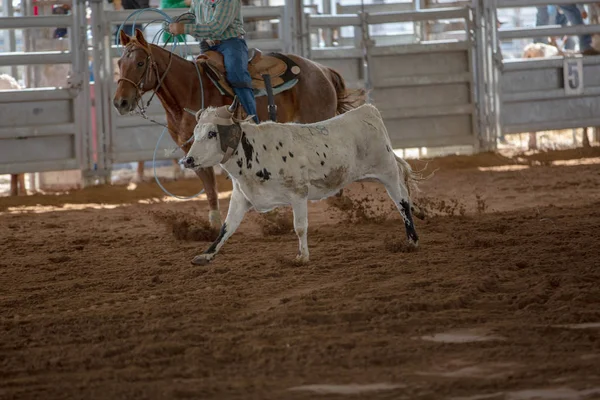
[
  {"x1": 308, "y1": 6, "x2": 481, "y2": 153},
  {"x1": 482, "y1": 0, "x2": 600, "y2": 141},
  {"x1": 0, "y1": 0, "x2": 92, "y2": 176}
]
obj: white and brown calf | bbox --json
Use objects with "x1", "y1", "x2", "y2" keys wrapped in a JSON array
[{"x1": 181, "y1": 100, "x2": 420, "y2": 265}]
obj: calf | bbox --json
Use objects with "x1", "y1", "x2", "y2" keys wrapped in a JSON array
[{"x1": 181, "y1": 99, "x2": 420, "y2": 265}]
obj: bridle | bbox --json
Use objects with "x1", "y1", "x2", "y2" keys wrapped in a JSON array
[{"x1": 117, "y1": 42, "x2": 173, "y2": 123}]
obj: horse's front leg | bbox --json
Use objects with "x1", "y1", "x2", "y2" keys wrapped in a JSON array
[{"x1": 194, "y1": 167, "x2": 222, "y2": 228}]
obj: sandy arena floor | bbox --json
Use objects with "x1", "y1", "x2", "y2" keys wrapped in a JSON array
[{"x1": 1, "y1": 148, "x2": 600, "y2": 400}]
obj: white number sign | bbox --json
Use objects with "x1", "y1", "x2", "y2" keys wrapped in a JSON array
[{"x1": 563, "y1": 57, "x2": 584, "y2": 96}]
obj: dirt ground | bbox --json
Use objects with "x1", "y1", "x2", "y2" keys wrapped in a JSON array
[{"x1": 1, "y1": 148, "x2": 600, "y2": 400}]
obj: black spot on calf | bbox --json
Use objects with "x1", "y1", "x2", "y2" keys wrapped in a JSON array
[
  {"x1": 236, "y1": 159, "x2": 243, "y2": 168},
  {"x1": 288, "y1": 152, "x2": 294, "y2": 158},
  {"x1": 204, "y1": 223, "x2": 227, "y2": 254},
  {"x1": 276, "y1": 146, "x2": 279, "y2": 150},
  {"x1": 320, "y1": 161, "x2": 325, "y2": 166},
  {"x1": 324, "y1": 144, "x2": 329, "y2": 148},
  {"x1": 323, "y1": 153, "x2": 327, "y2": 158},
  {"x1": 400, "y1": 199, "x2": 419, "y2": 243},
  {"x1": 256, "y1": 168, "x2": 271, "y2": 182},
  {"x1": 241, "y1": 134, "x2": 254, "y2": 169},
  {"x1": 282, "y1": 156, "x2": 287, "y2": 162},
  {"x1": 316, "y1": 151, "x2": 320, "y2": 156},
  {"x1": 386, "y1": 145, "x2": 391, "y2": 152},
  {"x1": 263, "y1": 144, "x2": 267, "y2": 151},
  {"x1": 279, "y1": 141, "x2": 283, "y2": 147}
]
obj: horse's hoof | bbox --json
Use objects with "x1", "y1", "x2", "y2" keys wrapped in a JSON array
[
  {"x1": 294, "y1": 254, "x2": 310, "y2": 264},
  {"x1": 412, "y1": 204, "x2": 426, "y2": 220},
  {"x1": 208, "y1": 210, "x2": 222, "y2": 228},
  {"x1": 191, "y1": 254, "x2": 212, "y2": 266}
]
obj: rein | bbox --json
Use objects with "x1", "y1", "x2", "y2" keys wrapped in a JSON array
[{"x1": 118, "y1": 44, "x2": 174, "y2": 131}]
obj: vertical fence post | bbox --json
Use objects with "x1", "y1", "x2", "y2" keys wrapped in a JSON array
[
  {"x1": 89, "y1": 0, "x2": 112, "y2": 184},
  {"x1": 473, "y1": 0, "x2": 487, "y2": 151},
  {"x1": 69, "y1": 0, "x2": 93, "y2": 187},
  {"x1": 359, "y1": 11, "x2": 373, "y2": 104},
  {"x1": 2, "y1": 0, "x2": 18, "y2": 78}
]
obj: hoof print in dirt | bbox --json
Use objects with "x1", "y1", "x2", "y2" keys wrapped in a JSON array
[
  {"x1": 384, "y1": 236, "x2": 419, "y2": 253},
  {"x1": 191, "y1": 255, "x2": 212, "y2": 266}
]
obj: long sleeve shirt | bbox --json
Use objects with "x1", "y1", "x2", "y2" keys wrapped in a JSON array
[{"x1": 183, "y1": 0, "x2": 245, "y2": 40}]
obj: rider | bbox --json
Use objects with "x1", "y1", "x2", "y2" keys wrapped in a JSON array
[{"x1": 168, "y1": 0, "x2": 259, "y2": 123}]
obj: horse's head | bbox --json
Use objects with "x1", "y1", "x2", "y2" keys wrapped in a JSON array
[
  {"x1": 113, "y1": 28, "x2": 159, "y2": 115},
  {"x1": 181, "y1": 98, "x2": 242, "y2": 169}
]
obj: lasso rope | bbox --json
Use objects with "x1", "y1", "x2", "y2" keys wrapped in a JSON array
[{"x1": 116, "y1": 8, "x2": 206, "y2": 200}]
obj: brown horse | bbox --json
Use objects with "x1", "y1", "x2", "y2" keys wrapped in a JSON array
[{"x1": 113, "y1": 29, "x2": 362, "y2": 227}]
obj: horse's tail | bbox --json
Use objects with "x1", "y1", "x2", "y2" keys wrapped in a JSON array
[{"x1": 327, "y1": 67, "x2": 366, "y2": 114}]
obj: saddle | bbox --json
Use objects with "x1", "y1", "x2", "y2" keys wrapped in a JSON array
[{"x1": 196, "y1": 48, "x2": 301, "y2": 98}]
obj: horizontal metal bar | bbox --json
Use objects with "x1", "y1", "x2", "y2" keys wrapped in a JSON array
[
  {"x1": 0, "y1": 88, "x2": 75, "y2": 102},
  {"x1": 0, "y1": 124, "x2": 75, "y2": 139},
  {"x1": 0, "y1": 15, "x2": 72, "y2": 29},
  {"x1": 370, "y1": 40, "x2": 468, "y2": 56},
  {"x1": 310, "y1": 47, "x2": 363, "y2": 59},
  {"x1": 0, "y1": 159, "x2": 79, "y2": 175},
  {"x1": 367, "y1": 7, "x2": 470, "y2": 25},
  {"x1": 426, "y1": 1, "x2": 472, "y2": 9},
  {"x1": 115, "y1": 118, "x2": 166, "y2": 128},
  {"x1": 308, "y1": 14, "x2": 361, "y2": 28},
  {"x1": 0, "y1": 51, "x2": 72, "y2": 66},
  {"x1": 337, "y1": 2, "x2": 413, "y2": 14},
  {"x1": 496, "y1": 0, "x2": 583, "y2": 8},
  {"x1": 502, "y1": 116, "x2": 600, "y2": 135},
  {"x1": 109, "y1": 38, "x2": 283, "y2": 57},
  {"x1": 380, "y1": 103, "x2": 474, "y2": 119},
  {"x1": 112, "y1": 151, "x2": 174, "y2": 163},
  {"x1": 499, "y1": 24, "x2": 600, "y2": 40},
  {"x1": 502, "y1": 86, "x2": 600, "y2": 102},
  {"x1": 242, "y1": 6, "x2": 284, "y2": 20},
  {"x1": 388, "y1": 134, "x2": 475, "y2": 149},
  {"x1": 503, "y1": 56, "x2": 600, "y2": 70},
  {"x1": 373, "y1": 72, "x2": 471, "y2": 88},
  {"x1": 105, "y1": 6, "x2": 283, "y2": 24}
]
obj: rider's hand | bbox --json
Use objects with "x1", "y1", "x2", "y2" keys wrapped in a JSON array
[
  {"x1": 169, "y1": 23, "x2": 185, "y2": 35},
  {"x1": 582, "y1": 10, "x2": 588, "y2": 19}
]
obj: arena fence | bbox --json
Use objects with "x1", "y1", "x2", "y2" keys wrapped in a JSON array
[
  {"x1": 0, "y1": 0, "x2": 92, "y2": 177},
  {"x1": 484, "y1": 0, "x2": 600, "y2": 141},
  {"x1": 3, "y1": 0, "x2": 600, "y2": 187},
  {"x1": 308, "y1": 6, "x2": 479, "y2": 151}
]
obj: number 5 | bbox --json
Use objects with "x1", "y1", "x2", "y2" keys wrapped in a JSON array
[
  {"x1": 567, "y1": 62, "x2": 579, "y2": 89},
  {"x1": 563, "y1": 58, "x2": 584, "y2": 95}
]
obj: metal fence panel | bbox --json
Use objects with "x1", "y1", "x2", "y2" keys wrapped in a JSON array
[
  {"x1": 307, "y1": 9, "x2": 477, "y2": 151},
  {"x1": 0, "y1": 0, "x2": 89, "y2": 177}
]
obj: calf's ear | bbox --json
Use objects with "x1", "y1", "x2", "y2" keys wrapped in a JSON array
[{"x1": 218, "y1": 124, "x2": 242, "y2": 152}]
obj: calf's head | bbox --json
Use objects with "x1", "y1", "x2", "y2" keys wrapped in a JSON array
[{"x1": 181, "y1": 98, "x2": 242, "y2": 169}]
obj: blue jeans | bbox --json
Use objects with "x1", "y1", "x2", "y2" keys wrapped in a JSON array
[
  {"x1": 211, "y1": 38, "x2": 259, "y2": 123},
  {"x1": 558, "y1": 4, "x2": 592, "y2": 51},
  {"x1": 535, "y1": 5, "x2": 575, "y2": 49}
]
